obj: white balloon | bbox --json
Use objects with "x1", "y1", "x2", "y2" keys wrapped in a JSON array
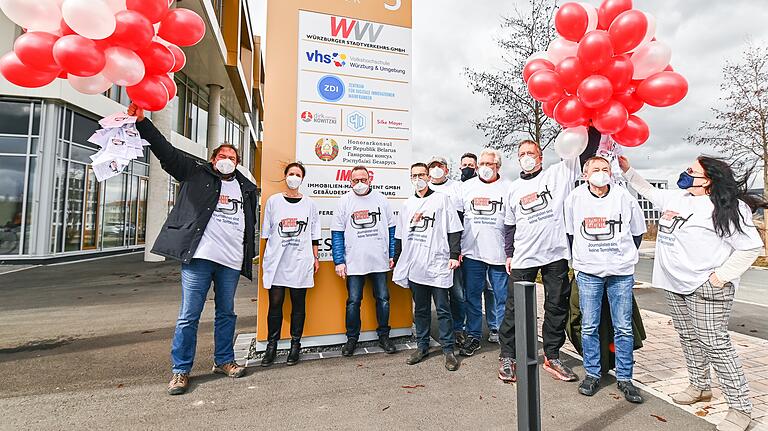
[
  {"x1": 631, "y1": 40, "x2": 671, "y2": 80},
  {"x1": 0, "y1": 0, "x2": 62, "y2": 32},
  {"x1": 62, "y1": 0, "x2": 116, "y2": 40},
  {"x1": 68, "y1": 73, "x2": 114, "y2": 95},
  {"x1": 547, "y1": 37, "x2": 578, "y2": 65},
  {"x1": 102, "y1": 47, "x2": 145, "y2": 86},
  {"x1": 554, "y1": 126, "x2": 589, "y2": 160},
  {"x1": 104, "y1": 0, "x2": 125, "y2": 13},
  {"x1": 526, "y1": 51, "x2": 552, "y2": 64},
  {"x1": 578, "y1": 2, "x2": 598, "y2": 33}
]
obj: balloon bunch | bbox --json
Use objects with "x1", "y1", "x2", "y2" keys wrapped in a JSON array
[
  {"x1": 524, "y1": 0, "x2": 688, "y2": 153},
  {"x1": 0, "y1": 0, "x2": 206, "y2": 111}
]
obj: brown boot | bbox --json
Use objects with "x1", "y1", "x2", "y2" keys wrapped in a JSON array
[
  {"x1": 716, "y1": 409, "x2": 751, "y2": 431},
  {"x1": 671, "y1": 385, "x2": 712, "y2": 405},
  {"x1": 212, "y1": 362, "x2": 246, "y2": 378},
  {"x1": 167, "y1": 373, "x2": 189, "y2": 395}
]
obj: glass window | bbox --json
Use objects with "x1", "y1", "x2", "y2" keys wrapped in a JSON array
[
  {"x1": 127, "y1": 176, "x2": 138, "y2": 246},
  {"x1": 0, "y1": 135, "x2": 29, "y2": 154},
  {"x1": 31, "y1": 102, "x2": 40, "y2": 135},
  {"x1": 0, "y1": 156, "x2": 26, "y2": 254},
  {"x1": 82, "y1": 167, "x2": 100, "y2": 250},
  {"x1": 71, "y1": 113, "x2": 98, "y2": 145},
  {"x1": 64, "y1": 163, "x2": 86, "y2": 251},
  {"x1": 70, "y1": 144, "x2": 96, "y2": 164},
  {"x1": 23, "y1": 157, "x2": 36, "y2": 254},
  {"x1": 102, "y1": 174, "x2": 126, "y2": 248},
  {"x1": 51, "y1": 159, "x2": 66, "y2": 253},
  {"x1": 0, "y1": 101, "x2": 31, "y2": 135},
  {"x1": 197, "y1": 103, "x2": 209, "y2": 146},
  {"x1": 137, "y1": 178, "x2": 148, "y2": 245},
  {"x1": 63, "y1": 110, "x2": 72, "y2": 141}
]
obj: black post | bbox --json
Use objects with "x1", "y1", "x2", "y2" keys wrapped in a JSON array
[{"x1": 514, "y1": 281, "x2": 541, "y2": 431}]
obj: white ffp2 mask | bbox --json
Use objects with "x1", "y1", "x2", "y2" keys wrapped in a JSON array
[
  {"x1": 286, "y1": 175, "x2": 303, "y2": 190},
  {"x1": 588, "y1": 171, "x2": 611, "y2": 187},
  {"x1": 519, "y1": 156, "x2": 536, "y2": 173},
  {"x1": 215, "y1": 159, "x2": 236, "y2": 175}
]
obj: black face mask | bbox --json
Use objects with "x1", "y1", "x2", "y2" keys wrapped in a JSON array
[{"x1": 461, "y1": 167, "x2": 477, "y2": 182}]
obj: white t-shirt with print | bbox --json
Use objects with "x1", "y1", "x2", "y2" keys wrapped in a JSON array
[
  {"x1": 565, "y1": 184, "x2": 647, "y2": 277},
  {"x1": 643, "y1": 189, "x2": 763, "y2": 294},
  {"x1": 430, "y1": 178, "x2": 464, "y2": 214},
  {"x1": 393, "y1": 191, "x2": 463, "y2": 289},
  {"x1": 506, "y1": 158, "x2": 582, "y2": 269},
  {"x1": 460, "y1": 176, "x2": 512, "y2": 266},
  {"x1": 260, "y1": 194, "x2": 321, "y2": 289},
  {"x1": 331, "y1": 190, "x2": 395, "y2": 276},
  {"x1": 193, "y1": 178, "x2": 245, "y2": 270}
]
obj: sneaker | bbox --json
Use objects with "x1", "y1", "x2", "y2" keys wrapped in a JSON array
[
  {"x1": 488, "y1": 329, "x2": 499, "y2": 343},
  {"x1": 543, "y1": 357, "x2": 578, "y2": 382},
  {"x1": 716, "y1": 408, "x2": 752, "y2": 431},
  {"x1": 578, "y1": 376, "x2": 600, "y2": 396},
  {"x1": 617, "y1": 380, "x2": 644, "y2": 404},
  {"x1": 406, "y1": 348, "x2": 429, "y2": 365},
  {"x1": 671, "y1": 385, "x2": 713, "y2": 405},
  {"x1": 342, "y1": 339, "x2": 357, "y2": 357},
  {"x1": 459, "y1": 337, "x2": 481, "y2": 357},
  {"x1": 498, "y1": 357, "x2": 517, "y2": 383},
  {"x1": 455, "y1": 331, "x2": 467, "y2": 349},
  {"x1": 379, "y1": 335, "x2": 396, "y2": 354},
  {"x1": 212, "y1": 362, "x2": 246, "y2": 378},
  {"x1": 444, "y1": 351, "x2": 459, "y2": 371},
  {"x1": 167, "y1": 373, "x2": 189, "y2": 396}
]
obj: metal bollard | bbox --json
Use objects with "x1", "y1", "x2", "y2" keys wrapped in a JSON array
[{"x1": 514, "y1": 281, "x2": 541, "y2": 431}]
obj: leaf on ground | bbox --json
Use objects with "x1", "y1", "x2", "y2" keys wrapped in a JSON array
[
  {"x1": 141, "y1": 330, "x2": 155, "y2": 334},
  {"x1": 609, "y1": 393, "x2": 621, "y2": 400},
  {"x1": 492, "y1": 395, "x2": 497, "y2": 399},
  {"x1": 480, "y1": 395, "x2": 483, "y2": 400},
  {"x1": 401, "y1": 384, "x2": 425, "y2": 389},
  {"x1": 250, "y1": 298, "x2": 257, "y2": 302},
  {"x1": 695, "y1": 410, "x2": 708, "y2": 417},
  {"x1": 382, "y1": 406, "x2": 390, "y2": 411},
  {"x1": 116, "y1": 384, "x2": 124, "y2": 388},
  {"x1": 650, "y1": 415, "x2": 667, "y2": 423}
]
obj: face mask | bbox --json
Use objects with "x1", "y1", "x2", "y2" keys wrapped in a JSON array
[
  {"x1": 352, "y1": 182, "x2": 369, "y2": 195},
  {"x1": 215, "y1": 159, "x2": 236, "y2": 175},
  {"x1": 429, "y1": 167, "x2": 445, "y2": 180},
  {"x1": 460, "y1": 167, "x2": 476, "y2": 182},
  {"x1": 478, "y1": 166, "x2": 494, "y2": 181},
  {"x1": 286, "y1": 175, "x2": 302, "y2": 190},
  {"x1": 412, "y1": 178, "x2": 428, "y2": 191},
  {"x1": 519, "y1": 155, "x2": 536, "y2": 173},
  {"x1": 588, "y1": 171, "x2": 611, "y2": 187}
]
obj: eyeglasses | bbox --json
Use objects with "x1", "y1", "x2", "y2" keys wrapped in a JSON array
[
  {"x1": 686, "y1": 167, "x2": 707, "y2": 178},
  {"x1": 410, "y1": 173, "x2": 428, "y2": 180},
  {"x1": 350, "y1": 178, "x2": 369, "y2": 185}
]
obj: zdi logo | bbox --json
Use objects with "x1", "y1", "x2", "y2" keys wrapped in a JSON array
[
  {"x1": 331, "y1": 16, "x2": 383, "y2": 43},
  {"x1": 305, "y1": 50, "x2": 347, "y2": 67},
  {"x1": 347, "y1": 111, "x2": 367, "y2": 132}
]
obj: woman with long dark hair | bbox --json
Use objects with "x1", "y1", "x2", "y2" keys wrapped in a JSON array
[
  {"x1": 619, "y1": 155, "x2": 767, "y2": 431},
  {"x1": 260, "y1": 162, "x2": 320, "y2": 367}
]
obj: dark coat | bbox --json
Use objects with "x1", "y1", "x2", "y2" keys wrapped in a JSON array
[
  {"x1": 566, "y1": 276, "x2": 647, "y2": 374},
  {"x1": 136, "y1": 119, "x2": 258, "y2": 280}
]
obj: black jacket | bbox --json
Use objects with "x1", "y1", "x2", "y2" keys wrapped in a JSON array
[{"x1": 137, "y1": 119, "x2": 258, "y2": 280}]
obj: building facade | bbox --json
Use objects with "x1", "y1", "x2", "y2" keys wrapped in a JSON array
[{"x1": 0, "y1": 0, "x2": 265, "y2": 263}]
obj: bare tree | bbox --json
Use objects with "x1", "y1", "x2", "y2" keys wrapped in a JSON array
[
  {"x1": 464, "y1": 0, "x2": 559, "y2": 155},
  {"x1": 686, "y1": 42, "x2": 768, "y2": 247}
]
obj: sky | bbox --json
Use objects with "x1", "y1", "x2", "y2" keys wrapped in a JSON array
[{"x1": 250, "y1": 0, "x2": 768, "y2": 186}]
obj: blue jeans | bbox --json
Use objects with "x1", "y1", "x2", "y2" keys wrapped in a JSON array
[
  {"x1": 450, "y1": 267, "x2": 466, "y2": 332},
  {"x1": 576, "y1": 272, "x2": 634, "y2": 381},
  {"x1": 410, "y1": 280, "x2": 454, "y2": 353},
  {"x1": 463, "y1": 257, "x2": 508, "y2": 339},
  {"x1": 171, "y1": 258, "x2": 240, "y2": 374},
  {"x1": 346, "y1": 272, "x2": 391, "y2": 340}
]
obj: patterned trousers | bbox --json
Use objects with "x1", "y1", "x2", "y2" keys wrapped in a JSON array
[{"x1": 665, "y1": 281, "x2": 751, "y2": 413}]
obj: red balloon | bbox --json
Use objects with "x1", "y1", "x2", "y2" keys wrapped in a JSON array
[
  {"x1": 157, "y1": 9, "x2": 206, "y2": 47},
  {"x1": 14, "y1": 32, "x2": 60, "y2": 73},
  {"x1": 597, "y1": 0, "x2": 632, "y2": 30},
  {"x1": 592, "y1": 100, "x2": 629, "y2": 134},
  {"x1": 108, "y1": 11, "x2": 154, "y2": 52},
  {"x1": 127, "y1": 75, "x2": 169, "y2": 111},
  {"x1": 554, "y1": 95, "x2": 591, "y2": 127},
  {"x1": 542, "y1": 99, "x2": 558, "y2": 118},
  {"x1": 599, "y1": 54, "x2": 633, "y2": 91},
  {"x1": 664, "y1": 64, "x2": 674, "y2": 72},
  {"x1": 608, "y1": 10, "x2": 648, "y2": 54},
  {"x1": 613, "y1": 85, "x2": 644, "y2": 113},
  {"x1": 577, "y1": 30, "x2": 613, "y2": 72},
  {"x1": 156, "y1": 73, "x2": 177, "y2": 100},
  {"x1": 167, "y1": 44, "x2": 186, "y2": 73},
  {"x1": 527, "y1": 69, "x2": 564, "y2": 103},
  {"x1": 60, "y1": 19, "x2": 75, "y2": 36},
  {"x1": 523, "y1": 59, "x2": 555, "y2": 83},
  {"x1": 0, "y1": 52, "x2": 58, "y2": 88},
  {"x1": 126, "y1": 0, "x2": 169, "y2": 24},
  {"x1": 636, "y1": 71, "x2": 688, "y2": 107},
  {"x1": 138, "y1": 41, "x2": 175, "y2": 75},
  {"x1": 612, "y1": 115, "x2": 649, "y2": 147},
  {"x1": 577, "y1": 75, "x2": 613, "y2": 108},
  {"x1": 53, "y1": 35, "x2": 106, "y2": 77},
  {"x1": 555, "y1": 2, "x2": 589, "y2": 42},
  {"x1": 555, "y1": 56, "x2": 586, "y2": 94}
]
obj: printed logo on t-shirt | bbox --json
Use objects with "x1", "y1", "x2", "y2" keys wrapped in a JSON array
[
  {"x1": 580, "y1": 215, "x2": 623, "y2": 241},
  {"x1": 278, "y1": 217, "x2": 308, "y2": 238},
  {"x1": 519, "y1": 186, "x2": 552, "y2": 214},
  {"x1": 470, "y1": 197, "x2": 503, "y2": 215},
  {"x1": 216, "y1": 195, "x2": 242, "y2": 215},
  {"x1": 658, "y1": 210, "x2": 692, "y2": 234},
  {"x1": 409, "y1": 212, "x2": 435, "y2": 232},
  {"x1": 350, "y1": 208, "x2": 381, "y2": 229}
]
